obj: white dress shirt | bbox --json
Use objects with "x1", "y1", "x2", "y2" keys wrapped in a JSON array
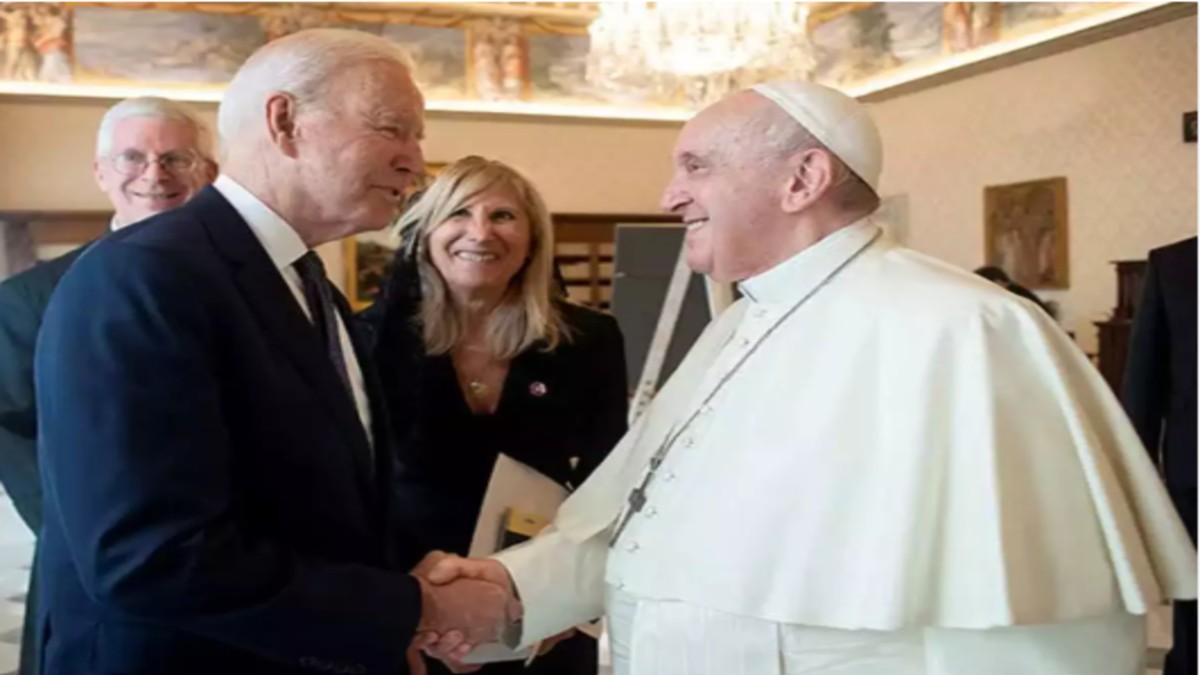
[{"x1": 212, "y1": 175, "x2": 373, "y2": 446}]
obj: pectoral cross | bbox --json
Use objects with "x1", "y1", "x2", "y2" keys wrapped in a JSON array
[{"x1": 609, "y1": 448, "x2": 667, "y2": 547}]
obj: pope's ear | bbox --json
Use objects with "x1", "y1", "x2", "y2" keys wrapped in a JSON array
[{"x1": 780, "y1": 148, "x2": 834, "y2": 214}]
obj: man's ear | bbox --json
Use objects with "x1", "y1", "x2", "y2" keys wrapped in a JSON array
[
  {"x1": 780, "y1": 149, "x2": 835, "y2": 214},
  {"x1": 92, "y1": 158, "x2": 106, "y2": 191},
  {"x1": 201, "y1": 159, "x2": 219, "y2": 184},
  {"x1": 265, "y1": 92, "x2": 301, "y2": 157}
]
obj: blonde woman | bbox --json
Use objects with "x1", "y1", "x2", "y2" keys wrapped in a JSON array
[{"x1": 358, "y1": 156, "x2": 627, "y2": 675}]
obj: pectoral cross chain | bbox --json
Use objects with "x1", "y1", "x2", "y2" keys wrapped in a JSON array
[
  {"x1": 609, "y1": 445, "x2": 667, "y2": 547},
  {"x1": 606, "y1": 230, "x2": 883, "y2": 550}
]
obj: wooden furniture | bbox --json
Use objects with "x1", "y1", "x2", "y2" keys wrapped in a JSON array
[
  {"x1": 1094, "y1": 259, "x2": 1147, "y2": 393},
  {"x1": 0, "y1": 210, "x2": 111, "y2": 279},
  {"x1": 552, "y1": 213, "x2": 680, "y2": 311}
]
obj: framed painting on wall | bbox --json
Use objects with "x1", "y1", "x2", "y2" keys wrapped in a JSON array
[
  {"x1": 983, "y1": 176, "x2": 1069, "y2": 289},
  {"x1": 343, "y1": 162, "x2": 445, "y2": 310}
]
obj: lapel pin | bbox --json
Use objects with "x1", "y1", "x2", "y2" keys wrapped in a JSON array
[{"x1": 529, "y1": 381, "x2": 548, "y2": 397}]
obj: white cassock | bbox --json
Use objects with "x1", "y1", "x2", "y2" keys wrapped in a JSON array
[{"x1": 494, "y1": 220, "x2": 1197, "y2": 675}]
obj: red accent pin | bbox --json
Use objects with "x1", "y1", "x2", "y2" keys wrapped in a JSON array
[{"x1": 529, "y1": 381, "x2": 547, "y2": 397}]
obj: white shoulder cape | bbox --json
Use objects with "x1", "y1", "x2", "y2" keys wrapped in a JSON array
[{"x1": 558, "y1": 236, "x2": 1195, "y2": 629}]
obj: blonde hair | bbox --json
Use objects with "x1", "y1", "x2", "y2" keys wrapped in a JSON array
[{"x1": 398, "y1": 156, "x2": 568, "y2": 359}]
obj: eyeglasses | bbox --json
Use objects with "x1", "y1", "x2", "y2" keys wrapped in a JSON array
[{"x1": 108, "y1": 150, "x2": 202, "y2": 177}]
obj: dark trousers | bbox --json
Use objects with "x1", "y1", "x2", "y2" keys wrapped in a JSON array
[{"x1": 1165, "y1": 487, "x2": 1196, "y2": 675}]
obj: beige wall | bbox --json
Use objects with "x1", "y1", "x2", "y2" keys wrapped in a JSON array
[
  {"x1": 0, "y1": 97, "x2": 681, "y2": 284},
  {"x1": 0, "y1": 101, "x2": 680, "y2": 213},
  {"x1": 870, "y1": 15, "x2": 1197, "y2": 352},
  {"x1": 1, "y1": 15, "x2": 1195, "y2": 352}
]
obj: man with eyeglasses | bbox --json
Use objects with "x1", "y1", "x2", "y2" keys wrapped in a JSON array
[
  {"x1": 93, "y1": 97, "x2": 218, "y2": 229},
  {"x1": 0, "y1": 95, "x2": 215, "y2": 675}
]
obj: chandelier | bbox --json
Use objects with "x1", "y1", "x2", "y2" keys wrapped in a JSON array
[{"x1": 585, "y1": 2, "x2": 817, "y2": 108}]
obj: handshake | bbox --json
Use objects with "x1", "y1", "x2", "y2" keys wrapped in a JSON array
[
  {"x1": 408, "y1": 551, "x2": 568, "y2": 673},
  {"x1": 409, "y1": 551, "x2": 514, "y2": 672}
]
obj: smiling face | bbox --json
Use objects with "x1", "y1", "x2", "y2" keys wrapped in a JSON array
[
  {"x1": 427, "y1": 183, "x2": 532, "y2": 299},
  {"x1": 659, "y1": 93, "x2": 792, "y2": 283},
  {"x1": 93, "y1": 116, "x2": 215, "y2": 227}
]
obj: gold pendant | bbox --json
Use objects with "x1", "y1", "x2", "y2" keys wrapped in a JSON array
[{"x1": 468, "y1": 379, "x2": 488, "y2": 397}]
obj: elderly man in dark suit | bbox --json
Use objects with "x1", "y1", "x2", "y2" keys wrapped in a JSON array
[
  {"x1": 34, "y1": 29, "x2": 510, "y2": 675},
  {"x1": 0, "y1": 94, "x2": 216, "y2": 675},
  {"x1": 1123, "y1": 236, "x2": 1198, "y2": 675}
]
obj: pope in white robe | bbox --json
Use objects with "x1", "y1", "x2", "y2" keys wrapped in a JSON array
[{"x1": 420, "y1": 81, "x2": 1197, "y2": 675}]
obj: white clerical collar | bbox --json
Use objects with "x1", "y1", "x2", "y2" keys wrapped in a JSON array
[
  {"x1": 738, "y1": 218, "x2": 880, "y2": 306},
  {"x1": 212, "y1": 174, "x2": 309, "y2": 272}
]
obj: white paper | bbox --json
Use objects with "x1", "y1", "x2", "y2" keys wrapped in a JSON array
[{"x1": 467, "y1": 453, "x2": 568, "y2": 559}]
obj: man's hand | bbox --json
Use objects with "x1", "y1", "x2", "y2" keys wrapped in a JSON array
[
  {"x1": 425, "y1": 554, "x2": 513, "y2": 590},
  {"x1": 414, "y1": 555, "x2": 521, "y2": 665},
  {"x1": 405, "y1": 641, "x2": 481, "y2": 675},
  {"x1": 414, "y1": 574, "x2": 511, "y2": 644},
  {"x1": 405, "y1": 643, "x2": 427, "y2": 675},
  {"x1": 410, "y1": 550, "x2": 450, "y2": 579}
]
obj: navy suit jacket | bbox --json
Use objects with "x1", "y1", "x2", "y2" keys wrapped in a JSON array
[
  {"x1": 1123, "y1": 236, "x2": 1197, "y2": 492},
  {"x1": 35, "y1": 186, "x2": 421, "y2": 675},
  {"x1": 0, "y1": 245, "x2": 91, "y2": 675},
  {"x1": 0, "y1": 245, "x2": 88, "y2": 534}
]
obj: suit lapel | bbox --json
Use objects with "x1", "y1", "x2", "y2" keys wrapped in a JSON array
[{"x1": 190, "y1": 187, "x2": 376, "y2": 486}]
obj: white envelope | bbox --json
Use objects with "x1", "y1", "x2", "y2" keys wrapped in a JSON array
[{"x1": 467, "y1": 453, "x2": 568, "y2": 559}]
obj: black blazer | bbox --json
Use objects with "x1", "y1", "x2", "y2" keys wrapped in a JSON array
[
  {"x1": 0, "y1": 245, "x2": 88, "y2": 533},
  {"x1": 35, "y1": 186, "x2": 421, "y2": 675},
  {"x1": 359, "y1": 262, "x2": 629, "y2": 559},
  {"x1": 359, "y1": 261, "x2": 628, "y2": 675},
  {"x1": 1123, "y1": 236, "x2": 1197, "y2": 491}
]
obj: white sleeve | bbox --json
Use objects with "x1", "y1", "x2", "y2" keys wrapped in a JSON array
[
  {"x1": 492, "y1": 524, "x2": 611, "y2": 649},
  {"x1": 487, "y1": 391, "x2": 652, "y2": 649}
]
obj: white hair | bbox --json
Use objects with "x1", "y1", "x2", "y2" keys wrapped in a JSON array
[
  {"x1": 744, "y1": 100, "x2": 881, "y2": 214},
  {"x1": 217, "y1": 28, "x2": 414, "y2": 149},
  {"x1": 95, "y1": 96, "x2": 215, "y2": 160}
]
